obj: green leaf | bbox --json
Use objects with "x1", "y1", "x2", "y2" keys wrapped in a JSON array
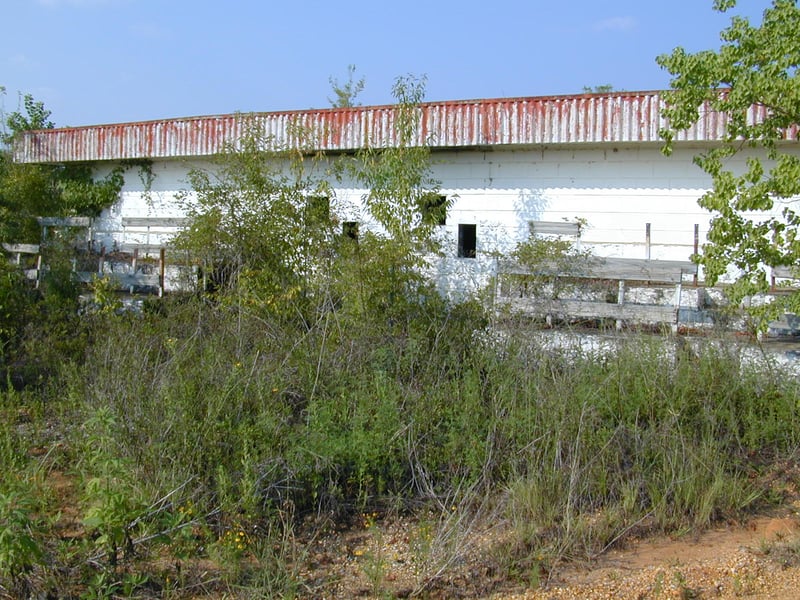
[{"x1": 658, "y1": 0, "x2": 800, "y2": 321}]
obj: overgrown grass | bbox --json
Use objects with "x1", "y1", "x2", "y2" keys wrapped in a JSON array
[{"x1": 2, "y1": 292, "x2": 799, "y2": 597}]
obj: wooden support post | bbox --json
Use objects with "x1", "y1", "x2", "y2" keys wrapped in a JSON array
[
  {"x1": 159, "y1": 247, "x2": 166, "y2": 297},
  {"x1": 35, "y1": 254, "x2": 42, "y2": 289},
  {"x1": 645, "y1": 223, "x2": 651, "y2": 260},
  {"x1": 616, "y1": 280, "x2": 625, "y2": 331},
  {"x1": 130, "y1": 248, "x2": 139, "y2": 294},
  {"x1": 672, "y1": 283, "x2": 682, "y2": 334}
]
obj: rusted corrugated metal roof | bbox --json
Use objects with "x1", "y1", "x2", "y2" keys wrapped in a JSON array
[{"x1": 12, "y1": 91, "x2": 798, "y2": 164}]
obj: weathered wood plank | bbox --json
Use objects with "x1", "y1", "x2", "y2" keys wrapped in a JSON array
[
  {"x1": 498, "y1": 257, "x2": 696, "y2": 284},
  {"x1": 504, "y1": 297, "x2": 678, "y2": 323},
  {"x1": 496, "y1": 256, "x2": 690, "y2": 331},
  {"x1": 37, "y1": 216, "x2": 92, "y2": 227},
  {"x1": 121, "y1": 217, "x2": 189, "y2": 228},
  {"x1": 117, "y1": 243, "x2": 172, "y2": 254},
  {"x1": 73, "y1": 272, "x2": 161, "y2": 287},
  {"x1": 530, "y1": 221, "x2": 581, "y2": 236},
  {"x1": 772, "y1": 265, "x2": 799, "y2": 280},
  {"x1": 2, "y1": 243, "x2": 40, "y2": 254}
]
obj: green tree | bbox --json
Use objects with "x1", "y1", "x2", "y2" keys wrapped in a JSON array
[
  {"x1": 350, "y1": 74, "x2": 444, "y2": 247},
  {"x1": 0, "y1": 90, "x2": 125, "y2": 243},
  {"x1": 172, "y1": 119, "x2": 334, "y2": 316},
  {"x1": 328, "y1": 64, "x2": 366, "y2": 108},
  {"x1": 657, "y1": 0, "x2": 800, "y2": 323},
  {"x1": 336, "y1": 74, "x2": 451, "y2": 327},
  {"x1": 174, "y1": 74, "x2": 447, "y2": 330},
  {"x1": 2, "y1": 92, "x2": 54, "y2": 137},
  {"x1": 0, "y1": 91, "x2": 117, "y2": 385}
]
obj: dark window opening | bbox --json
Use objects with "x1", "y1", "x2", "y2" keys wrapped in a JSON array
[
  {"x1": 421, "y1": 194, "x2": 448, "y2": 226},
  {"x1": 305, "y1": 196, "x2": 330, "y2": 226},
  {"x1": 458, "y1": 224, "x2": 477, "y2": 258},
  {"x1": 343, "y1": 221, "x2": 359, "y2": 241}
]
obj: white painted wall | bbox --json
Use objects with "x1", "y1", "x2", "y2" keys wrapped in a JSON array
[{"x1": 92, "y1": 143, "x2": 796, "y2": 295}]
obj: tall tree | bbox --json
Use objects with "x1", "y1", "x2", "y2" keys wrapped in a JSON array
[
  {"x1": 657, "y1": 0, "x2": 800, "y2": 324},
  {"x1": 174, "y1": 74, "x2": 447, "y2": 328},
  {"x1": 172, "y1": 119, "x2": 335, "y2": 317},
  {"x1": 337, "y1": 74, "x2": 451, "y2": 327}
]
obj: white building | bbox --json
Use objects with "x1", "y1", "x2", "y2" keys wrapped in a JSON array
[{"x1": 13, "y1": 91, "x2": 799, "y2": 298}]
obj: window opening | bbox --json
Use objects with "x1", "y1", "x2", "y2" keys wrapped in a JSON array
[
  {"x1": 458, "y1": 224, "x2": 477, "y2": 258},
  {"x1": 421, "y1": 194, "x2": 447, "y2": 226},
  {"x1": 305, "y1": 196, "x2": 330, "y2": 225},
  {"x1": 343, "y1": 221, "x2": 359, "y2": 241}
]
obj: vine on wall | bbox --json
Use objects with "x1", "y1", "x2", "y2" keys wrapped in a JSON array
[{"x1": 1, "y1": 91, "x2": 157, "y2": 243}]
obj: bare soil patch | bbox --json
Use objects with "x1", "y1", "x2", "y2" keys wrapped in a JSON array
[
  {"x1": 34, "y1": 463, "x2": 800, "y2": 599},
  {"x1": 296, "y1": 510, "x2": 800, "y2": 599}
]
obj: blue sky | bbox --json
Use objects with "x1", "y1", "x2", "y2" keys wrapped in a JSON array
[{"x1": 1, "y1": 0, "x2": 767, "y2": 127}]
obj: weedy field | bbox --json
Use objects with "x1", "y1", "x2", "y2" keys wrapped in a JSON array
[{"x1": 2, "y1": 287, "x2": 800, "y2": 599}]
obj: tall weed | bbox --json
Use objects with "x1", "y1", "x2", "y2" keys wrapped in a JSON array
[{"x1": 50, "y1": 293, "x2": 800, "y2": 589}]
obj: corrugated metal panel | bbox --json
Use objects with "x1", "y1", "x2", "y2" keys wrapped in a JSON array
[{"x1": 13, "y1": 91, "x2": 800, "y2": 164}]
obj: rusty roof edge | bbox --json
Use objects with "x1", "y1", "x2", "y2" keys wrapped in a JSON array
[
  {"x1": 15, "y1": 90, "x2": 794, "y2": 164},
  {"x1": 20, "y1": 90, "x2": 672, "y2": 134}
]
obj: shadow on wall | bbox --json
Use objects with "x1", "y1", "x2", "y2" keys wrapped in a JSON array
[{"x1": 515, "y1": 186, "x2": 550, "y2": 241}]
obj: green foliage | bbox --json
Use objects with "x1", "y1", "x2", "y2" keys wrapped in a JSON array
[
  {"x1": 2, "y1": 284, "x2": 798, "y2": 594},
  {"x1": 0, "y1": 490, "x2": 43, "y2": 582},
  {"x1": 506, "y1": 224, "x2": 594, "y2": 299},
  {"x1": 328, "y1": 64, "x2": 366, "y2": 108},
  {"x1": 0, "y1": 246, "x2": 87, "y2": 388},
  {"x1": 2, "y1": 93, "x2": 54, "y2": 142},
  {"x1": 347, "y1": 74, "x2": 446, "y2": 250},
  {"x1": 657, "y1": 0, "x2": 800, "y2": 324},
  {"x1": 499, "y1": 336, "x2": 785, "y2": 567},
  {"x1": 2, "y1": 72, "x2": 799, "y2": 595},
  {"x1": 66, "y1": 295, "x2": 800, "y2": 530},
  {"x1": 332, "y1": 74, "x2": 452, "y2": 330},
  {"x1": 80, "y1": 408, "x2": 145, "y2": 567},
  {"x1": 511, "y1": 235, "x2": 584, "y2": 270},
  {"x1": 0, "y1": 260, "x2": 35, "y2": 364},
  {"x1": 173, "y1": 121, "x2": 333, "y2": 312},
  {"x1": 0, "y1": 90, "x2": 133, "y2": 245},
  {"x1": 0, "y1": 92, "x2": 153, "y2": 388},
  {"x1": 582, "y1": 84, "x2": 616, "y2": 93},
  {"x1": 175, "y1": 73, "x2": 446, "y2": 340},
  {"x1": 89, "y1": 275, "x2": 123, "y2": 314}
]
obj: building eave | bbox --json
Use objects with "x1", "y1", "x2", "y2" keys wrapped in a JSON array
[{"x1": 12, "y1": 90, "x2": 797, "y2": 164}]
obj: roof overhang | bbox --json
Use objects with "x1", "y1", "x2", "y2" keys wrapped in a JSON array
[{"x1": 12, "y1": 91, "x2": 794, "y2": 164}]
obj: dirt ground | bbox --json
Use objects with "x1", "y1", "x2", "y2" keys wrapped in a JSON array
[
  {"x1": 296, "y1": 457, "x2": 800, "y2": 598},
  {"x1": 502, "y1": 513, "x2": 800, "y2": 599},
  {"x1": 303, "y1": 507, "x2": 800, "y2": 599},
  {"x1": 33, "y1": 465, "x2": 800, "y2": 599}
]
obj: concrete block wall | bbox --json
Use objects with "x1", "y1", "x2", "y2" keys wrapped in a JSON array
[{"x1": 91, "y1": 143, "x2": 789, "y2": 295}]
